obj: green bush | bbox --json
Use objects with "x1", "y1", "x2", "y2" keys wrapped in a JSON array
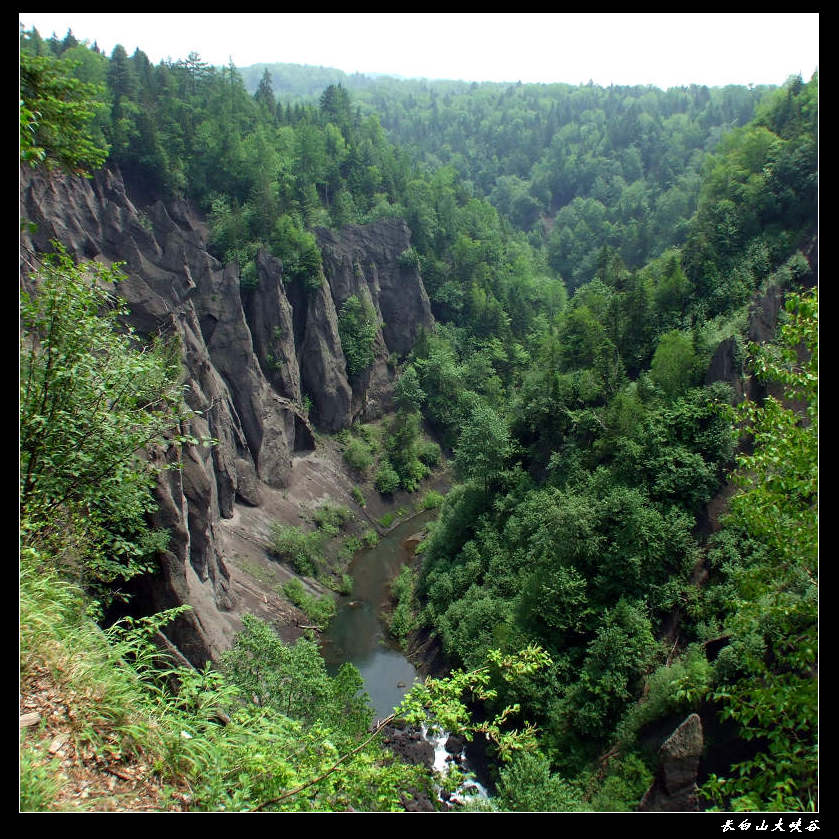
[
  {"x1": 239, "y1": 258, "x2": 259, "y2": 289},
  {"x1": 418, "y1": 490, "x2": 444, "y2": 510},
  {"x1": 269, "y1": 523, "x2": 325, "y2": 576},
  {"x1": 417, "y1": 439, "x2": 441, "y2": 468},
  {"x1": 343, "y1": 438, "x2": 373, "y2": 473},
  {"x1": 650, "y1": 330, "x2": 700, "y2": 399},
  {"x1": 398, "y1": 458, "x2": 430, "y2": 492},
  {"x1": 280, "y1": 578, "x2": 336, "y2": 628},
  {"x1": 20, "y1": 251, "x2": 190, "y2": 597},
  {"x1": 398, "y1": 247, "x2": 421, "y2": 270},
  {"x1": 616, "y1": 645, "x2": 712, "y2": 746},
  {"x1": 353, "y1": 423, "x2": 378, "y2": 446},
  {"x1": 312, "y1": 503, "x2": 352, "y2": 536},
  {"x1": 362, "y1": 529, "x2": 379, "y2": 547},
  {"x1": 389, "y1": 601, "x2": 415, "y2": 642},
  {"x1": 494, "y1": 751, "x2": 583, "y2": 812},
  {"x1": 588, "y1": 754, "x2": 654, "y2": 811},
  {"x1": 340, "y1": 536, "x2": 362, "y2": 562},
  {"x1": 388, "y1": 567, "x2": 417, "y2": 642},
  {"x1": 338, "y1": 295, "x2": 378, "y2": 377},
  {"x1": 375, "y1": 462, "x2": 401, "y2": 495}
]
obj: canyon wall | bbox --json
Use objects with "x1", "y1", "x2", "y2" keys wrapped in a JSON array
[{"x1": 20, "y1": 165, "x2": 433, "y2": 664}]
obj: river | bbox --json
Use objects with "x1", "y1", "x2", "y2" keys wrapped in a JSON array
[
  {"x1": 320, "y1": 509, "x2": 435, "y2": 717},
  {"x1": 319, "y1": 508, "x2": 492, "y2": 805}
]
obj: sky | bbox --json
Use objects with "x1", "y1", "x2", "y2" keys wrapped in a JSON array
[{"x1": 19, "y1": 13, "x2": 819, "y2": 90}]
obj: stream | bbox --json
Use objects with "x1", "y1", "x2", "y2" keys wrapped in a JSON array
[
  {"x1": 320, "y1": 509, "x2": 434, "y2": 715},
  {"x1": 320, "y1": 509, "x2": 490, "y2": 806}
]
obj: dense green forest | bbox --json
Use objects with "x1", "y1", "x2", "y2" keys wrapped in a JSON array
[{"x1": 20, "y1": 27, "x2": 817, "y2": 813}]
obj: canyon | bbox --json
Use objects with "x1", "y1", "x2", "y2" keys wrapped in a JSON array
[{"x1": 20, "y1": 164, "x2": 434, "y2": 666}]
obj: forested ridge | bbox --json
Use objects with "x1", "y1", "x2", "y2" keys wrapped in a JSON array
[{"x1": 20, "y1": 27, "x2": 817, "y2": 813}]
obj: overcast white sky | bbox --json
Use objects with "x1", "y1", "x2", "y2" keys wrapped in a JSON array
[{"x1": 19, "y1": 13, "x2": 819, "y2": 89}]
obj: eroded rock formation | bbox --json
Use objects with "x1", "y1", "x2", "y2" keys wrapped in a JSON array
[{"x1": 20, "y1": 164, "x2": 433, "y2": 665}]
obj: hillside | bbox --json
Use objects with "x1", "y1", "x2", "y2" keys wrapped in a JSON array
[{"x1": 20, "y1": 31, "x2": 817, "y2": 813}]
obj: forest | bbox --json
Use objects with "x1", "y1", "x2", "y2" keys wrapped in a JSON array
[{"x1": 20, "y1": 26, "x2": 817, "y2": 813}]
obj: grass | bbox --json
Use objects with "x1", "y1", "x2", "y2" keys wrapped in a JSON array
[
  {"x1": 351, "y1": 486, "x2": 366, "y2": 507},
  {"x1": 269, "y1": 523, "x2": 326, "y2": 576},
  {"x1": 417, "y1": 490, "x2": 444, "y2": 511},
  {"x1": 278, "y1": 579, "x2": 336, "y2": 629},
  {"x1": 387, "y1": 566, "x2": 418, "y2": 645},
  {"x1": 19, "y1": 556, "x2": 215, "y2": 810},
  {"x1": 19, "y1": 735, "x2": 61, "y2": 812},
  {"x1": 238, "y1": 557, "x2": 282, "y2": 587}
]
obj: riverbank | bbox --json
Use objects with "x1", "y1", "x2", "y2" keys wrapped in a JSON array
[{"x1": 216, "y1": 416, "x2": 451, "y2": 646}]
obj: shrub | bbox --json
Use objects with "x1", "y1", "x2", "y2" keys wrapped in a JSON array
[
  {"x1": 650, "y1": 330, "x2": 700, "y2": 399},
  {"x1": 398, "y1": 247, "x2": 421, "y2": 270},
  {"x1": 389, "y1": 601, "x2": 416, "y2": 642},
  {"x1": 338, "y1": 295, "x2": 378, "y2": 377},
  {"x1": 362, "y1": 529, "x2": 379, "y2": 547},
  {"x1": 337, "y1": 573, "x2": 354, "y2": 595},
  {"x1": 616, "y1": 645, "x2": 712, "y2": 746},
  {"x1": 340, "y1": 536, "x2": 362, "y2": 562},
  {"x1": 375, "y1": 462, "x2": 401, "y2": 495},
  {"x1": 353, "y1": 423, "x2": 377, "y2": 446},
  {"x1": 389, "y1": 567, "x2": 417, "y2": 643},
  {"x1": 312, "y1": 503, "x2": 352, "y2": 536},
  {"x1": 20, "y1": 251, "x2": 190, "y2": 596},
  {"x1": 494, "y1": 751, "x2": 584, "y2": 812},
  {"x1": 269, "y1": 523, "x2": 325, "y2": 576},
  {"x1": 419, "y1": 490, "x2": 444, "y2": 510},
  {"x1": 588, "y1": 754, "x2": 654, "y2": 811},
  {"x1": 343, "y1": 438, "x2": 373, "y2": 473},
  {"x1": 398, "y1": 458, "x2": 430, "y2": 492},
  {"x1": 417, "y1": 439, "x2": 442, "y2": 468},
  {"x1": 390, "y1": 565, "x2": 414, "y2": 602},
  {"x1": 280, "y1": 578, "x2": 336, "y2": 628}
]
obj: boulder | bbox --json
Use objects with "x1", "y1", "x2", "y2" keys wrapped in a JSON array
[{"x1": 638, "y1": 713, "x2": 704, "y2": 811}]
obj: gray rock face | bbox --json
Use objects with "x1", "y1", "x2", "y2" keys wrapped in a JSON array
[
  {"x1": 242, "y1": 250, "x2": 302, "y2": 405},
  {"x1": 317, "y1": 218, "x2": 433, "y2": 356},
  {"x1": 316, "y1": 219, "x2": 434, "y2": 425},
  {"x1": 20, "y1": 165, "x2": 432, "y2": 665},
  {"x1": 705, "y1": 239, "x2": 817, "y2": 404},
  {"x1": 638, "y1": 713, "x2": 704, "y2": 811},
  {"x1": 705, "y1": 336, "x2": 746, "y2": 401},
  {"x1": 298, "y1": 276, "x2": 354, "y2": 431}
]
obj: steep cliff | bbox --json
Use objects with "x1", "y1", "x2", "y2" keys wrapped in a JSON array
[
  {"x1": 705, "y1": 237, "x2": 818, "y2": 404},
  {"x1": 20, "y1": 165, "x2": 433, "y2": 665},
  {"x1": 313, "y1": 219, "x2": 433, "y2": 427}
]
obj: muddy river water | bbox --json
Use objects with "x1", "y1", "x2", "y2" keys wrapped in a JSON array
[
  {"x1": 319, "y1": 508, "x2": 492, "y2": 803},
  {"x1": 320, "y1": 509, "x2": 435, "y2": 717}
]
